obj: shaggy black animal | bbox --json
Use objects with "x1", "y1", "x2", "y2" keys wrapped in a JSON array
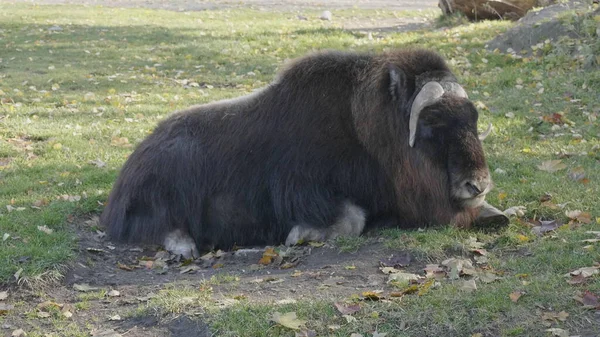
[{"x1": 100, "y1": 48, "x2": 508, "y2": 257}]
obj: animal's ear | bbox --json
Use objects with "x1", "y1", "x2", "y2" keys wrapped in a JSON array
[{"x1": 388, "y1": 64, "x2": 408, "y2": 102}]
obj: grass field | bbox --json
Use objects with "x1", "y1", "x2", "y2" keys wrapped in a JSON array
[{"x1": 0, "y1": 2, "x2": 599, "y2": 336}]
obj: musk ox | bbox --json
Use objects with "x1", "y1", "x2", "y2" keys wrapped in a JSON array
[{"x1": 100, "y1": 48, "x2": 508, "y2": 258}]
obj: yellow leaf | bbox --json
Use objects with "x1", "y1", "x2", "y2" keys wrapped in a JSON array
[
  {"x1": 52, "y1": 143, "x2": 62, "y2": 150},
  {"x1": 517, "y1": 234, "x2": 530, "y2": 242},
  {"x1": 258, "y1": 247, "x2": 278, "y2": 265},
  {"x1": 498, "y1": 192, "x2": 507, "y2": 201},
  {"x1": 271, "y1": 311, "x2": 306, "y2": 330},
  {"x1": 509, "y1": 291, "x2": 524, "y2": 303}
]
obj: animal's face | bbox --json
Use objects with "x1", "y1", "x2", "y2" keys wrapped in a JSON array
[{"x1": 411, "y1": 91, "x2": 492, "y2": 210}]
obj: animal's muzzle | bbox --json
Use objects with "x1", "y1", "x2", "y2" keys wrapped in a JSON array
[{"x1": 463, "y1": 178, "x2": 490, "y2": 198}]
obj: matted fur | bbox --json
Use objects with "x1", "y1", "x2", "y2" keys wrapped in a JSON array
[{"x1": 100, "y1": 48, "x2": 489, "y2": 252}]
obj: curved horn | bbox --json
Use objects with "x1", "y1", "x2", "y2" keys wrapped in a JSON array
[
  {"x1": 445, "y1": 82, "x2": 468, "y2": 99},
  {"x1": 479, "y1": 122, "x2": 493, "y2": 141},
  {"x1": 409, "y1": 81, "x2": 445, "y2": 147}
]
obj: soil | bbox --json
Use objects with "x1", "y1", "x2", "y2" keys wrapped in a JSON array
[{"x1": 2, "y1": 216, "x2": 426, "y2": 337}]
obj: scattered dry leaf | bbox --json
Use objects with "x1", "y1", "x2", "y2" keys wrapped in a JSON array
[
  {"x1": 37, "y1": 225, "x2": 53, "y2": 235},
  {"x1": 568, "y1": 167, "x2": 587, "y2": 183},
  {"x1": 574, "y1": 290, "x2": 600, "y2": 309},
  {"x1": 565, "y1": 210, "x2": 592, "y2": 224},
  {"x1": 509, "y1": 291, "x2": 525, "y2": 303},
  {"x1": 545, "y1": 328, "x2": 568, "y2": 337},
  {"x1": 0, "y1": 303, "x2": 14, "y2": 315},
  {"x1": 387, "y1": 272, "x2": 420, "y2": 284},
  {"x1": 362, "y1": 291, "x2": 382, "y2": 301},
  {"x1": 334, "y1": 302, "x2": 361, "y2": 315},
  {"x1": 11, "y1": 329, "x2": 26, "y2": 337},
  {"x1": 537, "y1": 160, "x2": 567, "y2": 173},
  {"x1": 0, "y1": 291, "x2": 7, "y2": 300},
  {"x1": 531, "y1": 220, "x2": 562, "y2": 236},
  {"x1": 461, "y1": 279, "x2": 477, "y2": 292},
  {"x1": 259, "y1": 247, "x2": 278, "y2": 265},
  {"x1": 271, "y1": 311, "x2": 306, "y2": 330},
  {"x1": 108, "y1": 290, "x2": 120, "y2": 297}
]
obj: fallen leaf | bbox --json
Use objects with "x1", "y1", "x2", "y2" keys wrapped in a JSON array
[
  {"x1": 442, "y1": 258, "x2": 474, "y2": 279},
  {"x1": 537, "y1": 160, "x2": 567, "y2": 173},
  {"x1": 108, "y1": 314, "x2": 121, "y2": 321},
  {"x1": 73, "y1": 283, "x2": 99, "y2": 292},
  {"x1": 362, "y1": 291, "x2": 382, "y2": 301},
  {"x1": 108, "y1": 290, "x2": 120, "y2": 297},
  {"x1": 271, "y1": 311, "x2": 306, "y2": 330},
  {"x1": 0, "y1": 303, "x2": 14, "y2": 315},
  {"x1": 89, "y1": 159, "x2": 107, "y2": 168},
  {"x1": 387, "y1": 272, "x2": 420, "y2": 284},
  {"x1": 565, "y1": 210, "x2": 592, "y2": 224},
  {"x1": 37, "y1": 225, "x2": 53, "y2": 235},
  {"x1": 424, "y1": 264, "x2": 446, "y2": 279},
  {"x1": 545, "y1": 328, "x2": 568, "y2": 337},
  {"x1": 259, "y1": 247, "x2": 278, "y2": 265},
  {"x1": 334, "y1": 302, "x2": 361, "y2": 315},
  {"x1": 350, "y1": 334, "x2": 364, "y2": 337},
  {"x1": 37, "y1": 311, "x2": 51, "y2": 318},
  {"x1": 372, "y1": 332, "x2": 388, "y2": 337},
  {"x1": 568, "y1": 167, "x2": 586, "y2": 182},
  {"x1": 0, "y1": 291, "x2": 7, "y2": 300},
  {"x1": 117, "y1": 262, "x2": 134, "y2": 271},
  {"x1": 556, "y1": 311, "x2": 569, "y2": 321},
  {"x1": 14, "y1": 268, "x2": 23, "y2": 281},
  {"x1": 509, "y1": 291, "x2": 524, "y2": 303},
  {"x1": 343, "y1": 314, "x2": 357, "y2": 323},
  {"x1": 574, "y1": 290, "x2": 600, "y2": 309},
  {"x1": 566, "y1": 266, "x2": 599, "y2": 278},
  {"x1": 379, "y1": 267, "x2": 400, "y2": 274},
  {"x1": 531, "y1": 220, "x2": 561, "y2": 236},
  {"x1": 418, "y1": 278, "x2": 435, "y2": 296},
  {"x1": 461, "y1": 279, "x2": 477, "y2": 292},
  {"x1": 567, "y1": 274, "x2": 587, "y2": 285},
  {"x1": 11, "y1": 329, "x2": 26, "y2": 337}
]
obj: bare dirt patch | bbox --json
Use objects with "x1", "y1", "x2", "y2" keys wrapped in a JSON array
[{"x1": 1, "y1": 216, "x2": 427, "y2": 336}]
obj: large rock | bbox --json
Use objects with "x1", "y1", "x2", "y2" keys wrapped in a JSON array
[{"x1": 486, "y1": 1, "x2": 594, "y2": 54}]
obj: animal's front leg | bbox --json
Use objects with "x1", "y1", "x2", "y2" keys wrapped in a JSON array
[{"x1": 473, "y1": 201, "x2": 509, "y2": 229}]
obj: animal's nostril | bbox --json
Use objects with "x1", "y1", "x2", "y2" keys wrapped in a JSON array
[{"x1": 465, "y1": 181, "x2": 482, "y2": 196}]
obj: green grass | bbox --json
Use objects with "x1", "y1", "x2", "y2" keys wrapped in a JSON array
[{"x1": 1, "y1": 2, "x2": 599, "y2": 336}]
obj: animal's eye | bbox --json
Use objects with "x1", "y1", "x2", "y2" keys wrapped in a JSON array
[{"x1": 417, "y1": 122, "x2": 434, "y2": 140}]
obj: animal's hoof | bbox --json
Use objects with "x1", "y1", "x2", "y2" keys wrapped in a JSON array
[
  {"x1": 473, "y1": 202, "x2": 509, "y2": 230},
  {"x1": 285, "y1": 225, "x2": 327, "y2": 246},
  {"x1": 164, "y1": 230, "x2": 199, "y2": 259}
]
